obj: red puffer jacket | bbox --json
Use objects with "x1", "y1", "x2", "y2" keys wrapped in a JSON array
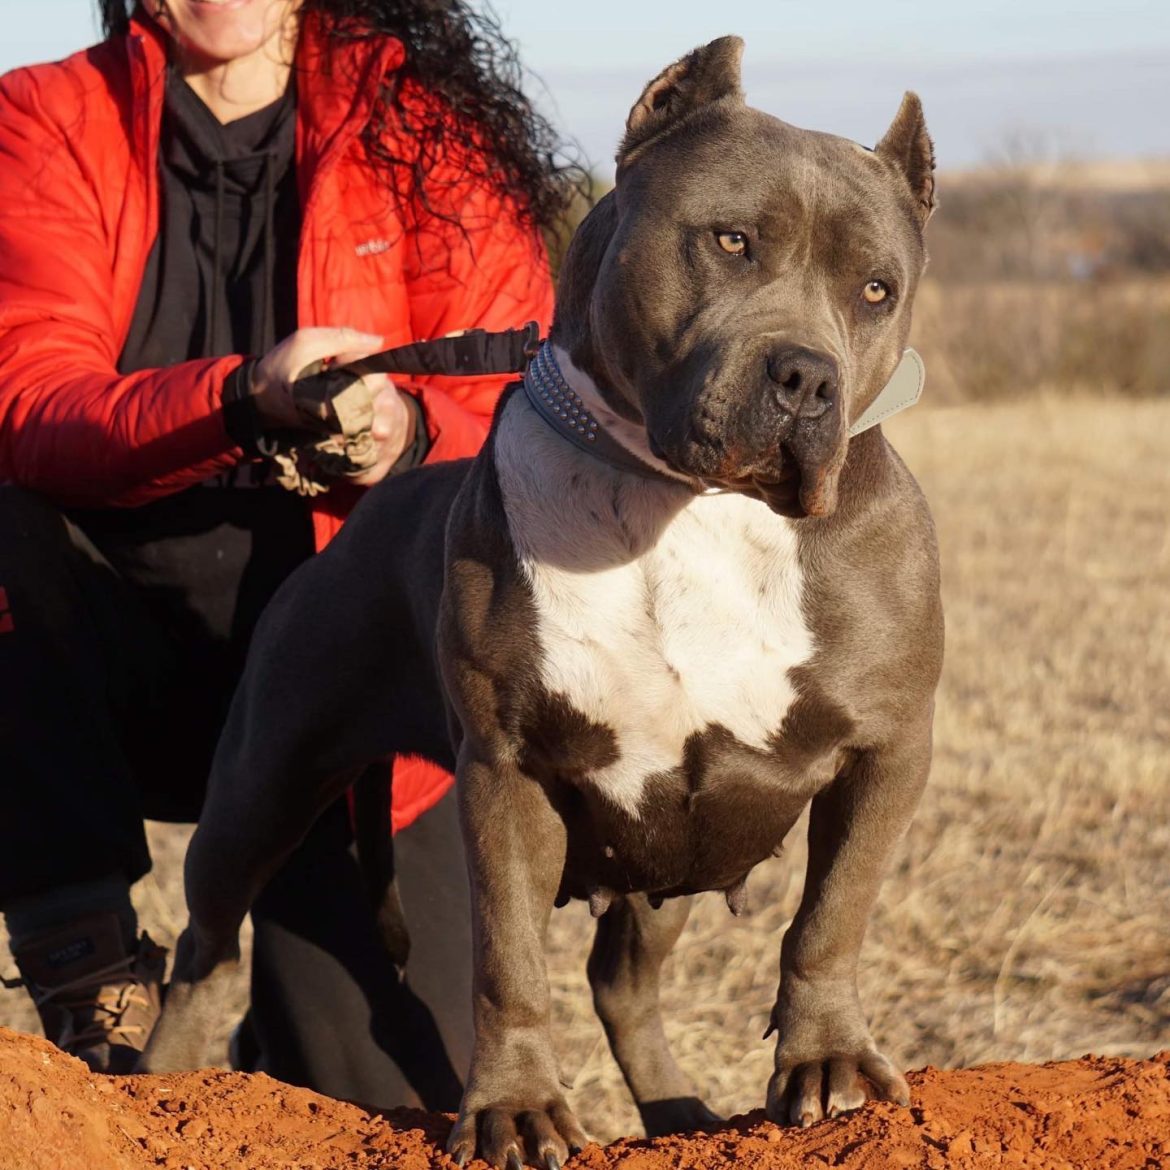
[{"x1": 0, "y1": 13, "x2": 554, "y2": 831}]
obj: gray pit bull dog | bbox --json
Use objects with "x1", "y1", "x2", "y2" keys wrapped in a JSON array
[{"x1": 141, "y1": 36, "x2": 944, "y2": 1169}]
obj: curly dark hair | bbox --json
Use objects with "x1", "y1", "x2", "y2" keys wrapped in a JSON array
[{"x1": 97, "y1": 1, "x2": 586, "y2": 236}]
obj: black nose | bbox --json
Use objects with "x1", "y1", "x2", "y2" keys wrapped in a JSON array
[{"x1": 766, "y1": 346, "x2": 839, "y2": 417}]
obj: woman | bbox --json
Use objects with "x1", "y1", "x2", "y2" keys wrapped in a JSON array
[{"x1": 0, "y1": 0, "x2": 572, "y2": 1108}]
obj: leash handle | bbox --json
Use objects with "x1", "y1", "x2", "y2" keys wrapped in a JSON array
[
  {"x1": 288, "y1": 366, "x2": 366, "y2": 435},
  {"x1": 264, "y1": 321, "x2": 543, "y2": 494}
]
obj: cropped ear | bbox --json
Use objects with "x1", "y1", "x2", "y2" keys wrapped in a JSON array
[
  {"x1": 619, "y1": 36, "x2": 745, "y2": 163},
  {"x1": 876, "y1": 92, "x2": 936, "y2": 226}
]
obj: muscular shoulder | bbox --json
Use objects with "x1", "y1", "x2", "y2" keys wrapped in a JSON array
[
  {"x1": 439, "y1": 393, "x2": 537, "y2": 669},
  {"x1": 801, "y1": 430, "x2": 944, "y2": 707},
  {"x1": 812, "y1": 428, "x2": 938, "y2": 578},
  {"x1": 444, "y1": 392, "x2": 524, "y2": 573}
]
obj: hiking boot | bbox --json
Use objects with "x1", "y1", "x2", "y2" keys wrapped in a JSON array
[{"x1": 11, "y1": 910, "x2": 166, "y2": 1073}]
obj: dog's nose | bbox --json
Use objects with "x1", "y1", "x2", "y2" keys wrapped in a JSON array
[{"x1": 766, "y1": 347, "x2": 839, "y2": 418}]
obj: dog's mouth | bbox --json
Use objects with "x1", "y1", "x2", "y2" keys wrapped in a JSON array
[
  {"x1": 651, "y1": 424, "x2": 843, "y2": 519},
  {"x1": 696, "y1": 447, "x2": 812, "y2": 516}
]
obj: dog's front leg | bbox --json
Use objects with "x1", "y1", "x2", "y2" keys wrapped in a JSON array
[
  {"x1": 447, "y1": 747, "x2": 587, "y2": 1170},
  {"x1": 766, "y1": 710, "x2": 933, "y2": 1126}
]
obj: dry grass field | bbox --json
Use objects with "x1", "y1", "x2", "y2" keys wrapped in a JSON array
[{"x1": 2, "y1": 390, "x2": 1167, "y2": 1145}]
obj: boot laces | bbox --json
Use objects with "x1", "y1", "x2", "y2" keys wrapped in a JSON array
[{"x1": 31, "y1": 952, "x2": 154, "y2": 1050}]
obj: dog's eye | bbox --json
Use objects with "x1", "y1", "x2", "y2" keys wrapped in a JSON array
[
  {"x1": 716, "y1": 231, "x2": 749, "y2": 257},
  {"x1": 862, "y1": 280, "x2": 889, "y2": 304}
]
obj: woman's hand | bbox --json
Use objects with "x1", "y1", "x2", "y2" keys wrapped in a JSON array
[
  {"x1": 349, "y1": 379, "x2": 419, "y2": 486},
  {"x1": 249, "y1": 327, "x2": 385, "y2": 430},
  {"x1": 248, "y1": 327, "x2": 420, "y2": 485}
]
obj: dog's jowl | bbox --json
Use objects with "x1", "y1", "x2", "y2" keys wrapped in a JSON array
[{"x1": 141, "y1": 34, "x2": 944, "y2": 1170}]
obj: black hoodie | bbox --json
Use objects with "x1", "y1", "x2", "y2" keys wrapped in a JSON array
[
  {"x1": 71, "y1": 74, "x2": 312, "y2": 652},
  {"x1": 119, "y1": 67, "x2": 299, "y2": 373}
]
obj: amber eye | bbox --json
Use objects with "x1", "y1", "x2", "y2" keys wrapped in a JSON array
[
  {"x1": 863, "y1": 279, "x2": 889, "y2": 304},
  {"x1": 717, "y1": 231, "x2": 749, "y2": 256}
]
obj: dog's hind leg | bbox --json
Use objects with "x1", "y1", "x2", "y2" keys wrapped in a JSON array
[
  {"x1": 587, "y1": 895, "x2": 721, "y2": 1136},
  {"x1": 137, "y1": 477, "x2": 455, "y2": 1073},
  {"x1": 141, "y1": 686, "x2": 411, "y2": 1075},
  {"x1": 139, "y1": 758, "x2": 369, "y2": 1074},
  {"x1": 137, "y1": 625, "x2": 391, "y2": 1075}
]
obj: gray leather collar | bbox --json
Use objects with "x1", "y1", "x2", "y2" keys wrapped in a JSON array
[{"x1": 521, "y1": 342, "x2": 925, "y2": 481}]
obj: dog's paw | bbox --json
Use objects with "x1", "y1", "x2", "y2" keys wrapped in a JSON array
[
  {"x1": 135, "y1": 980, "x2": 222, "y2": 1073},
  {"x1": 639, "y1": 1095, "x2": 722, "y2": 1137},
  {"x1": 763, "y1": 972, "x2": 910, "y2": 1127},
  {"x1": 446, "y1": 1096, "x2": 588, "y2": 1170},
  {"x1": 135, "y1": 959, "x2": 240, "y2": 1073},
  {"x1": 765, "y1": 1048, "x2": 909, "y2": 1127}
]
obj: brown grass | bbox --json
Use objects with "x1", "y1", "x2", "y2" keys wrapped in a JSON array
[{"x1": 3, "y1": 397, "x2": 1169, "y2": 1144}]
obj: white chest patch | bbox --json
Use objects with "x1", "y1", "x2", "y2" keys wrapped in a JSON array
[{"x1": 494, "y1": 393, "x2": 815, "y2": 816}]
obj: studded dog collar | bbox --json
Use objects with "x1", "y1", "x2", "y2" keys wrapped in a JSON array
[{"x1": 521, "y1": 343, "x2": 683, "y2": 483}]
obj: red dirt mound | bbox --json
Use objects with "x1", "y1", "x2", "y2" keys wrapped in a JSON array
[{"x1": 1, "y1": 1027, "x2": 1167, "y2": 1170}]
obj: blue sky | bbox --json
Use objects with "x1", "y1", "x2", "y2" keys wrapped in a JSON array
[{"x1": 7, "y1": 1, "x2": 1170, "y2": 169}]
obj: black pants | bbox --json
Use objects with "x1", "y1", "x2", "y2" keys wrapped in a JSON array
[
  {"x1": 251, "y1": 791, "x2": 471, "y2": 1109},
  {"x1": 0, "y1": 484, "x2": 471, "y2": 1109}
]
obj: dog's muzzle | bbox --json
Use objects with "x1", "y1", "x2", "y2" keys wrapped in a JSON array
[{"x1": 651, "y1": 344, "x2": 847, "y2": 517}]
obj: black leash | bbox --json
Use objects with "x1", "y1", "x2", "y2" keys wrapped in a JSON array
[
  {"x1": 344, "y1": 320, "x2": 542, "y2": 380},
  {"x1": 290, "y1": 321, "x2": 542, "y2": 435}
]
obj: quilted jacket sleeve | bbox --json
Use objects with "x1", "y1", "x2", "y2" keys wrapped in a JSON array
[
  {"x1": 402, "y1": 169, "x2": 555, "y2": 465},
  {"x1": 0, "y1": 66, "x2": 242, "y2": 508}
]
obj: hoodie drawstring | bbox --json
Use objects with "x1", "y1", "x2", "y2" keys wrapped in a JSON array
[
  {"x1": 261, "y1": 150, "x2": 276, "y2": 355},
  {"x1": 205, "y1": 159, "x2": 226, "y2": 354}
]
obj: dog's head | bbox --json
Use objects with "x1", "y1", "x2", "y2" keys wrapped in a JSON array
[{"x1": 552, "y1": 36, "x2": 935, "y2": 518}]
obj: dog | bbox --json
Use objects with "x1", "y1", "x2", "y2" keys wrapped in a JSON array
[{"x1": 141, "y1": 36, "x2": 943, "y2": 1170}]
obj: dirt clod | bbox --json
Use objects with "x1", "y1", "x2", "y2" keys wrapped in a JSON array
[{"x1": 2, "y1": 1029, "x2": 1168, "y2": 1169}]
